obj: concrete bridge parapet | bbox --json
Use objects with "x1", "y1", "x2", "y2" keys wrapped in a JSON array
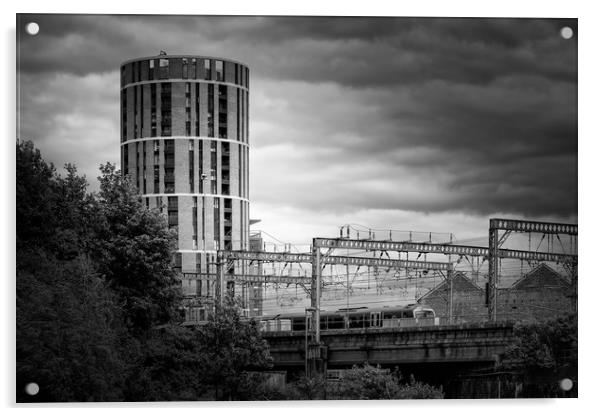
[{"x1": 262, "y1": 322, "x2": 516, "y2": 369}]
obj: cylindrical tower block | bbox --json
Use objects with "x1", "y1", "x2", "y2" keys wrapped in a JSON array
[{"x1": 120, "y1": 54, "x2": 250, "y2": 308}]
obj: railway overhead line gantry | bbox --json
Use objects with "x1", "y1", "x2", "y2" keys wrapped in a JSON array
[
  {"x1": 207, "y1": 217, "x2": 576, "y2": 376},
  {"x1": 216, "y1": 241, "x2": 454, "y2": 377}
]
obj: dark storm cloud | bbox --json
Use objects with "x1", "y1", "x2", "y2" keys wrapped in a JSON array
[
  {"x1": 242, "y1": 17, "x2": 577, "y2": 87},
  {"x1": 17, "y1": 14, "x2": 577, "y2": 220},
  {"x1": 17, "y1": 71, "x2": 119, "y2": 187},
  {"x1": 18, "y1": 15, "x2": 576, "y2": 86},
  {"x1": 250, "y1": 72, "x2": 576, "y2": 218}
]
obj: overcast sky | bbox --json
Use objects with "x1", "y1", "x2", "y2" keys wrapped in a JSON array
[{"x1": 16, "y1": 14, "x2": 578, "y2": 247}]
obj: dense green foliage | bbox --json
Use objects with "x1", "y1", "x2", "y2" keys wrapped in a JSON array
[
  {"x1": 16, "y1": 252, "x2": 130, "y2": 402},
  {"x1": 236, "y1": 364, "x2": 444, "y2": 400},
  {"x1": 125, "y1": 299, "x2": 273, "y2": 401},
  {"x1": 504, "y1": 313, "x2": 577, "y2": 371},
  {"x1": 194, "y1": 299, "x2": 274, "y2": 400},
  {"x1": 16, "y1": 140, "x2": 272, "y2": 402},
  {"x1": 328, "y1": 364, "x2": 444, "y2": 400},
  {"x1": 16, "y1": 141, "x2": 138, "y2": 401},
  {"x1": 90, "y1": 163, "x2": 181, "y2": 332},
  {"x1": 500, "y1": 313, "x2": 577, "y2": 397}
]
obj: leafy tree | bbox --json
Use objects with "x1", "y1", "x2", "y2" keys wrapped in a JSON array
[
  {"x1": 87, "y1": 162, "x2": 181, "y2": 332},
  {"x1": 326, "y1": 364, "x2": 443, "y2": 400},
  {"x1": 123, "y1": 325, "x2": 204, "y2": 401},
  {"x1": 195, "y1": 298, "x2": 273, "y2": 400},
  {"x1": 231, "y1": 372, "x2": 295, "y2": 401},
  {"x1": 16, "y1": 251, "x2": 131, "y2": 402},
  {"x1": 502, "y1": 313, "x2": 577, "y2": 397},
  {"x1": 329, "y1": 364, "x2": 402, "y2": 399},
  {"x1": 16, "y1": 140, "x2": 58, "y2": 252},
  {"x1": 17, "y1": 141, "x2": 280, "y2": 402},
  {"x1": 123, "y1": 298, "x2": 274, "y2": 401},
  {"x1": 51, "y1": 163, "x2": 92, "y2": 259},
  {"x1": 16, "y1": 140, "x2": 90, "y2": 259},
  {"x1": 16, "y1": 141, "x2": 138, "y2": 402},
  {"x1": 292, "y1": 376, "x2": 328, "y2": 400},
  {"x1": 397, "y1": 375, "x2": 445, "y2": 399},
  {"x1": 504, "y1": 313, "x2": 577, "y2": 370},
  {"x1": 16, "y1": 141, "x2": 182, "y2": 401}
]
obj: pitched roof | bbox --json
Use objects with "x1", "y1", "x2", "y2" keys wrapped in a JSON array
[
  {"x1": 510, "y1": 263, "x2": 570, "y2": 289},
  {"x1": 417, "y1": 271, "x2": 483, "y2": 303}
]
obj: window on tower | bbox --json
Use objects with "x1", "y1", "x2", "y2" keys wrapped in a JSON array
[
  {"x1": 216, "y1": 60, "x2": 224, "y2": 82},
  {"x1": 192, "y1": 196, "x2": 198, "y2": 250},
  {"x1": 213, "y1": 197, "x2": 220, "y2": 249},
  {"x1": 123, "y1": 144, "x2": 129, "y2": 176},
  {"x1": 121, "y1": 89, "x2": 127, "y2": 141},
  {"x1": 221, "y1": 141, "x2": 230, "y2": 195},
  {"x1": 182, "y1": 58, "x2": 188, "y2": 79},
  {"x1": 207, "y1": 84, "x2": 214, "y2": 137},
  {"x1": 185, "y1": 83, "x2": 191, "y2": 136},
  {"x1": 159, "y1": 58, "x2": 169, "y2": 79},
  {"x1": 168, "y1": 196, "x2": 178, "y2": 234},
  {"x1": 204, "y1": 59, "x2": 211, "y2": 80},
  {"x1": 153, "y1": 141, "x2": 160, "y2": 194},
  {"x1": 189, "y1": 139, "x2": 194, "y2": 192},
  {"x1": 160, "y1": 83, "x2": 171, "y2": 136},
  {"x1": 164, "y1": 139, "x2": 175, "y2": 193},
  {"x1": 191, "y1": 58, "x2": 197, "y2": 80},
  {"x1": 218, "y1": 85, "x2": 227, "y2": 138},
  {"x1": 133, "y1": 61, "x2": 139, "y2": 83},
  {"x1": 149, "y1": 59, "x2": 155, "y2": 80},
  {"x1": 195, "y1": 83, "x2": 200, "y2": 136},
  {"x1": 133, "y1": 85, "x2": 138, "y2": 138},
  {"x1": 150, "y1": 83, "x2": 157, "y2": 136},
  {"x1": 142, "y1": 141, "x2": 147, "y2": 193}
]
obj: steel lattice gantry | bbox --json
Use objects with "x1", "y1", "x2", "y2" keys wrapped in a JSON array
[
  {"x1": 221, "y1": 250, "x2": 451, "y2": 270},
  {"x1": 314, "y1": 230, "x2": 577, "y2": 322},
  {"x1": 213, "y1": 217, "x2": 576, "y2": 318},
  {"x1": 489, "y1": 218, "x2": 577, "y2": 236},
  {"x1": 214, "y1": 249, "x2": 453, "y2": 307},
  {"x1": 488, "y1": 218, "x2": 578, "y2": 321},
  {"x1": 181, "y1": 271, "x2": 313, "y2": 285},
  {"x1": 313, "y1": 237, "x2": 576, "y2": 264}
]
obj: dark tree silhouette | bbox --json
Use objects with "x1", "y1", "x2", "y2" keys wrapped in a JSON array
[{"x1": 16, "y1": 141, "x2": 276, "y2": 402}]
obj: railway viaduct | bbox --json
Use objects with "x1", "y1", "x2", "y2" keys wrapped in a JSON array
[{"x1": 262, "y1": 321, "x2": 516, "y2": 374}]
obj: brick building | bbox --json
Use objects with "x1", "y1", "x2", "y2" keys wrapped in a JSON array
[
  {"x1": 418, "y1": 272, "x2": 487, "y2": 324},
  {"x1": 120, "y1": 54, "x2": 252, "y2": 320},
  {"x1": 497, "y1": 263, "x2": 572, "y2": 322},
  {"x1": 418, "y1": 264, "x2": 573, "y2": 324}
]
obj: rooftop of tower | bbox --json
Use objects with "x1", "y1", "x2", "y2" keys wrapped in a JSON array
[{"x1": 121, "y1": 53, "x2": 249, "y2": 68}]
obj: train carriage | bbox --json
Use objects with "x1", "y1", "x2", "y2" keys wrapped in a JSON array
[{"x1": 259, "y1": 304, "x2": 438, "y2": 332}]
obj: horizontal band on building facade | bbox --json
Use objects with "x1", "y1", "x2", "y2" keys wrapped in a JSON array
[
  {"x1": 141, "y1": 192, "x2": 250, "y2": 202},
  {"x1": 121, "y1": 79, "x2": 249, "y2": 92},
  {"x1": 177, "y1": 249, "x2": 219, "y2": 254},
  {"x1": 120, "y1": 136, "x2": 250, "y2": 147}
]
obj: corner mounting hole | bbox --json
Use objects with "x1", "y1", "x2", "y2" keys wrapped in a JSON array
[
  {"x1": 559, "y1": 378, "x2": 573, "y2": 391},
  {"x1": 560, "y1": 26, "x2": 573, "y2": 40},
  {"x1": 26, "y1": 22, "x2": 39, "y2": 36},
  {"x1": 25, "y1": 382, "x2": 39, "y2": 396}
]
